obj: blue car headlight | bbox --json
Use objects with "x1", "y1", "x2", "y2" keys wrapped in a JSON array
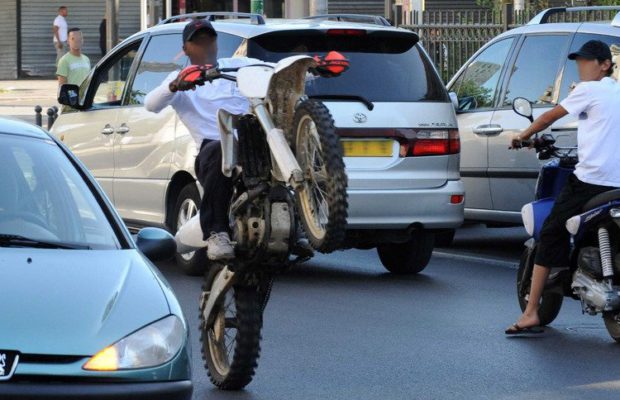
[{"x1": 83, "y1": 315, "x2": 184, "y2": 371}]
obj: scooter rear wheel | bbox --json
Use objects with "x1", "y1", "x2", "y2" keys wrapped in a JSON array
[{"x1": 603, "y1": 313, "x2": 620, "y2": 343}]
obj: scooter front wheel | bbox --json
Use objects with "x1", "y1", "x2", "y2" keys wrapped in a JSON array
[
  {"x1": 200, "y1": 264, "x2": 263, "y2": 390},
  {"x1": 293, "y1": 99, "x2": 348, "y2": 253},
  {"x1": 517, "y1": 247, "x2": 563, "y2": 326}
]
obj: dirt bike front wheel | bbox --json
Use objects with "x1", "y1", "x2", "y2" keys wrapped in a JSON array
[{"x1": 293, "y1": 99, "x2": 348, "y2": 253}]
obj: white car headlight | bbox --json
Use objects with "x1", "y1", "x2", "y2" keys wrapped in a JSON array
[{"x1": 83, "y1": 315, "x2": 185, "y2": 371}]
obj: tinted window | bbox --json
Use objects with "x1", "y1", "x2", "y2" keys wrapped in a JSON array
[
  {"x1": 450, "y1": 37, "x2": 514, "y2": 111},
  {"x1": 92, "y1": 41, "x2": 141, "y2": 106},
  {"x1": 129, "y1": 34, "x2": 188, "y2": 105},
  {"x1": 0, "y1": 135, "x2": 120, "y2": 249},
  {"x1": 217, "y1": 32, "x2": 244, "y2": 58},
  {"x1": 502, "y1": 35, "x2": 568, "y2": 107},
  {"x1": 559, "y1": 33, "x2": 620, "y2": 100},
  {"x1": 248, "y1": 31, "x2": 448, "y2": 102}
]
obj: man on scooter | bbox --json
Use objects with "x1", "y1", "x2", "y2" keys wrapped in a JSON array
[
  {"x1": 506, "y1": 40, "x2": 620, "y2": 334},
  {"x1": 145, "y1": 19, "x2": 313, "y2": 261}
]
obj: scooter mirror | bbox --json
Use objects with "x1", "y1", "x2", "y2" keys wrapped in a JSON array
[{"x1": 512, "y1": 97, "x2": 533, "y2": 121}]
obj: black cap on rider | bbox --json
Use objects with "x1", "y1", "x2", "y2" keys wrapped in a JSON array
[
  {"x1": 182, "y1": 19, "x2": 218, "y2": 43},
  {"x1": 568, "y1": 40, "x2": 612, "y2": 62}
]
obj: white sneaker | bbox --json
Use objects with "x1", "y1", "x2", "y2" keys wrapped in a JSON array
[{"x1": 206, "y1": 232, "x2": 235, "y2": 260}]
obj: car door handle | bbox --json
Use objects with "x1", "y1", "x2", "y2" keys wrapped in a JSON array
[
  {"x1": 473, "y1": 124, "x2": 503, "y2": 136},
  {"x1": 101, "y1": 124, "x2": 115, "y2": 135},
  {"x1": 116, "y1": 124, "x2": 130, "y2": 134}
]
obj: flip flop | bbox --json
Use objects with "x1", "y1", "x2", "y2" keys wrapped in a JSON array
[{"x1": 505, "y1": 323, "x2": 544, "y2": 335}]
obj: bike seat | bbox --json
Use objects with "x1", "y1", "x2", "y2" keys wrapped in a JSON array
[{"x1": 582, "y1": 189, "x2": 620, "y2": 212}]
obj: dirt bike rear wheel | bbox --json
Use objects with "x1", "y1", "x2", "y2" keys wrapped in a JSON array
[
  {"x1": 200, "y1": 264, "x2": 263, "y2": 390},
  {"x1": 293, "y1": 99, "x2": 348, "y2": 253}
]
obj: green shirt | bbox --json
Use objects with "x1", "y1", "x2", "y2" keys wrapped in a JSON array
[{"x1": 56, "y1": 53, "x2": 91, "y2": 86}]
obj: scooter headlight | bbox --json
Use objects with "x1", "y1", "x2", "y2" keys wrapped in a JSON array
[{"x1": 521, "y1": 203, "x2": 535, "y2": 237}]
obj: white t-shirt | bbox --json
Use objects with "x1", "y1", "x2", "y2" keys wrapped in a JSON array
[
  {"x1": 144, "y1": 57, "x2": 263, "y2": 149},
  {"x1": 559, "y1": 77, "x2": 620, "y2": 187},
  {"x1": 53, "y1": 15, "x2": 68, "y2": 43}
]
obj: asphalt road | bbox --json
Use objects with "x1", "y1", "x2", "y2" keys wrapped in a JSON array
[{"x1": 156, "y1": 226, "x2": 620, "y2": 400}]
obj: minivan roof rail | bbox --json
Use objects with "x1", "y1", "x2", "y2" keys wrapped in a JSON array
[
  {"x1": 528, "y1": 6, "x2": 620, "y2": 25},
  {"x1": 304, "y1": 14, "x2": 391, "y2": 26},
  {"x1": 159, "y1": 12, "x2": 266, "y2": 25}
]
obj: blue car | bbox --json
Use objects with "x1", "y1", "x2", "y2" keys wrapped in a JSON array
[{"x1": 0, "y1": 118, "x2": 192, "y2": 399}]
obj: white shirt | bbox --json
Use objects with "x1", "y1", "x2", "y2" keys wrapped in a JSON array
[
  {"x1": 559, "y1": 77, "x2": 620, "y2": 187},
  {"x1": 145, "y1": 57, "x2": 263, "y2": 149},
  {"x1": 53, "y1": 15, "x2": 68, "y2": 43}
]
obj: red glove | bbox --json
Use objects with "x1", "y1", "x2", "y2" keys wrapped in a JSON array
[
  {"x1": 313, "y1": 51, "x2": 350, "y2": 78},
  {"x1": 169, "y1": 64, "x2": 213, "y2": 92}
]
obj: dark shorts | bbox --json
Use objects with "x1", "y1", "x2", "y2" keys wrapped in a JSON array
[{"x1": 534, "y1": 174, "x2": 616, "y2": 269}]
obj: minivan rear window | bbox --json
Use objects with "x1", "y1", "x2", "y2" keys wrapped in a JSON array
[{"x1": 247, "y1": 30, "x2": 449, "y2": 102}]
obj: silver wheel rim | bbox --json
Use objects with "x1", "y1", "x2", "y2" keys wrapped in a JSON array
[
  {"x1": 207, "y1": 287, "x2": 237, "y2": 376},
  {"x1": 177, "y1": 198, "x2": 198, "y2": 261},
  {"x1": 296, "y1": 114, "x2": 329, "y2": 241}
]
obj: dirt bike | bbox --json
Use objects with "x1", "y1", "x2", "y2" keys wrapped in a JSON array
[
  {"x1": 175, "y1": 53, "x2": 349, "y2": 389},
  {"x1": 511, "y1": 97, "x2": 620, "y2": 341}
]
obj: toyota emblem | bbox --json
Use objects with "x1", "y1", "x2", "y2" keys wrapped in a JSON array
[{"x1": 353, "y1": 113, "x2": 367, "y2": 123}]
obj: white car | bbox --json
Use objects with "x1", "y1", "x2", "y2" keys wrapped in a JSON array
[{"x1": 52, "y1": 13, "x2": 464, "y2": 275}]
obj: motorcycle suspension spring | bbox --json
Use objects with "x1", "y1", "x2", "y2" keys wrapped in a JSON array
[{"x1": 598, "y1": 227, "x2": 614, "y2": 278}]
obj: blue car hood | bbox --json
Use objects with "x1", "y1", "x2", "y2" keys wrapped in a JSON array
[{"x1": 0, "y1": 249, "x2": 170, "y2": 356}]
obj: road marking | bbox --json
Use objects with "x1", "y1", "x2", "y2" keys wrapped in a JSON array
[{"x1": 433, "y1": 250, "x2": 519, "y2": 269}]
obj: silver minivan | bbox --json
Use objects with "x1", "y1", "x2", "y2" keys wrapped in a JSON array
[
  {"x1": 52, "y1": 13, "x2": 464, "y2": 275},
  {"x1": 447, "y1": 6, "x2": 620, "y2": 231}
]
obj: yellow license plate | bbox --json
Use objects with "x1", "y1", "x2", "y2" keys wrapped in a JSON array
[{"x1": 341, "y1": 140, "x2": 394, "y2": 157}]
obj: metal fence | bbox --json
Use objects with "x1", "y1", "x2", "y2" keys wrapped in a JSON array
[{"x1": 400, "y1": 7, "x2": 620, "y2": 83}]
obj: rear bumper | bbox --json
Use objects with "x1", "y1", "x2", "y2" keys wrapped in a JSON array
[
  {"x1": 0, "y1": 380, "x2": 192, "y2": 400},
  {"x1": 346, "y1": 179, "x2": 464, "y2": 229}
]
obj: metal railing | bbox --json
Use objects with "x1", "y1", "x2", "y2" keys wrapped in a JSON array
[{"x1": 400, "y1": 6, "x2": 620, "y2": 83}]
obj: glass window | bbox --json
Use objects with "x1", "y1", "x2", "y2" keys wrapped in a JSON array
[
  {"x1": 248, "y1": 31, "x2": 448, "y2": 102},
  {"x1": 217, "y1": 32, "x2": 244, "y2": 59},
  {"x1": 502, "y1": 35, "x2": 568, "y2": 107},
  {"x1": 559, "y1": 33, "x2": 620, "y2": 100},
  {"x1": 0, "y1": 135, "x2": 120, "y2": 250},
  {"x1": 128, "y1": 34, "x2": 187, "y2": 105},
  {"x1": 451, "y1": 37, "x2": 514, "y2": 111},
  {"x1": 92, "y1": 41, "x2": 142, "y2": 106}
]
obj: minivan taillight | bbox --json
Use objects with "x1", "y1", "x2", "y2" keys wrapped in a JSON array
[{"x1": 399, "y1": 129, "x2": 460, "y2": 157}]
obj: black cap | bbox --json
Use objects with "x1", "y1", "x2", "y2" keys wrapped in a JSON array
[
  {"x1": 182, "y1": 19, "x2": 217, "y2": 43},
  {"x1": 568, "y1": 40, "x2": 612, "y2": 61}
]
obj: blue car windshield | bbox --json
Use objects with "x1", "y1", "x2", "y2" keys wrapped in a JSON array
[{"x1": 0, "y1": 134, "x2": 120, "y2": 250}]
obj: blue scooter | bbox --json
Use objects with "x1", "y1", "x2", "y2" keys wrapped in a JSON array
[{"x1": 512, "y1": 97, "x2": 620, "y2": 341}]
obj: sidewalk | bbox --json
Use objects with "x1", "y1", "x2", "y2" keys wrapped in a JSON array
[{"x1": 0, "y1": 80, "x2": 59, "y2": 125}]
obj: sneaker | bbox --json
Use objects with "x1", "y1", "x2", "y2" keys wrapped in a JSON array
[{"x1": 206, "y1": 232, "x2": 235, "y2": 260}]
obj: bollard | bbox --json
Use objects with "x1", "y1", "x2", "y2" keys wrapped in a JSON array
[
  {"x1": 34, "y1": 105, "x2": 42, "y2": 127},
  {"x1": 47, "y1": 107, "x2": 55, "y2": 130}
]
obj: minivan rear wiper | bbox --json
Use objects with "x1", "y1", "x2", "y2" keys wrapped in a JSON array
[
  {"x1": 308, "y1": 94, "x2": 374, "y2": 111},
  {"x1": 0, "y1": 234, "x2": 91, "y2": 250}
]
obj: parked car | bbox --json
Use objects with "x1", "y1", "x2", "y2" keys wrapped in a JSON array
[
  {"x1": 446, "y1": 6, "x2": 620, "y2": 237},
  {"x1": 0, "y1": 117, "x2": 192, "y2": 399},
  {"x1": 52, "y1": 13, "x2": 464, "y2": 275}
]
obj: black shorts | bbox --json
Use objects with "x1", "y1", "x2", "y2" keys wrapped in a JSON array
[{"x1": 534, "y1": 173, "x2": 616, "y2": 269}]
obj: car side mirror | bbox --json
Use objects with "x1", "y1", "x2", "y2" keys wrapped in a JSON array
[
  {"x1": 512, "y1": 97, "x2": 533, "y2": 122},
  {"x1": 136, "y1": 227, "x2": 176, "y2": 263},
  {"x1": 448, "y1": 92, "x2": 458, "y2": 110},
  {"x1": 58, "y1": 84, "x2": 81, "y2": 108}
]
